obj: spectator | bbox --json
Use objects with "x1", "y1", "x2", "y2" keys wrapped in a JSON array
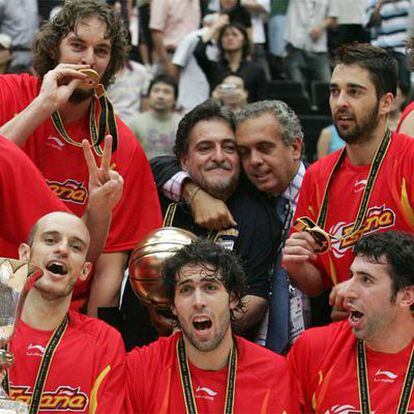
[
  {"x1": 284, "y1": 0, "x2": 337, "y2": 97},
  {"x1": 107, "y1": 60, "x2": 151, "y2": 127},
  {"x1": 0, "y1": 0, "x2": 38, "y2": 70},
  {"x1": 150, "y1": 0, "x2": 201, "y2": 77},
  {"x1": 194, "y1": 16, "x2": 267, "y2": 101},
  {"x1": 317, "y1": 124, "x2": 345, "y2": 159},
  {"x1": 172, "y1": 13, "x2": 220, "y2": 113},
  {"x1": 130, "y1": 74, "x2": 181, "y2": 160},
  {"x1": 267, "y1": 0, "x2": 289, "y2": 79},
  {"x1": 366, "y1": 0, "x2": 412, "y2": 89},
  {"x1": 212, "y1": 73, "x2": 249, "y2": 112}
]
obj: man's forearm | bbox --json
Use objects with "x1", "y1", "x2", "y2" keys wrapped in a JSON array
[
  {"x1": 87, "y1": 251, "x2": 129, "y2": 317},
  {"x1": 234, "y1": 294, "x2": 268, "y2": 333},
  {"x1": 0, "y1": 95, "x2": 55, "y2": 146},
  {"x1": 82, "y1": 208, "x2": 111, "y2": 262},
  {"x1": 286, "y1": 262, "x2": 324, "y2": 297}
]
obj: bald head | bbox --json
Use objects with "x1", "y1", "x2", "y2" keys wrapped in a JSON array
[{"x1": 27, "y1": 212, "x2": 90, "y2": 248}]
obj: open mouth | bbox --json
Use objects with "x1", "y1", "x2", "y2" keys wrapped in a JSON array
[
  {"x1": 193, "y1": 318, "x2": 212, "y2": 331},
  {"x1": 349, "y1": 310, "x2": 364, "y2": 327},
  {"x1": 46, "y1": 261, "x2": 68, "y2": 276}
]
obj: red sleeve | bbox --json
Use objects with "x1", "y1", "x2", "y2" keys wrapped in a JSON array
[
  {"x1": 104, "y1": 129, "x2": 162, "y2": 253},
  {"x1": 0, "y1": 135, "x2": 68, "y2": 245},
  {"x1": 90, "y1": 326, "x2": 126, "y2": 414},
  {"x1": 125, "y1": 348, "x2": 146, "y2": 414}
]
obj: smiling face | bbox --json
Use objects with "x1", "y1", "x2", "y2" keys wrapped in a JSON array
[
  {"x1": 58, "y1": 15, "x2": 112, "y2": 101},
  {"x1": 236, "y1": 113, "x2": 301, "y2": 195},
  {"x1": 19, "y1": 212, "x2": 91, "y2": 300},
  {"x1": 329, "y1": 64, "x2": 391, "y2": 144},
  {"x1": 171, "y1": 263, "x2": 236, "y2": 352},
  {"x1": 345, "y1": 255, "x2": 403, "y2": 343},
  {"x1": 180, "y1": 119, "x2": 240, "y2": 200}
]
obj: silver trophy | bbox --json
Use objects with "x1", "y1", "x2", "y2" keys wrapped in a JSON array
[{"x1": 0, "y1": 258, "x2": 42, "y2": 414}]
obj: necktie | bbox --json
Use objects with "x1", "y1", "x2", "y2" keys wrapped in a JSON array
[{"x1": 265, "y1": 196, "x2": 291, "y2": 354}]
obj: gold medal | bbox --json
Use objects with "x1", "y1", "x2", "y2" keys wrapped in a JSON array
[
  {"x1": 293, "y1": 217, "x2": 331, "y2": 253},
  {"x1": 78, "y1": 68, "x2": 100, "y2": 90}
]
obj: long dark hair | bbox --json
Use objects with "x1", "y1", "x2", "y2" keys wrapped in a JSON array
[{"x1": 217, "y1": 22, "x2": 250, "y2": 62}]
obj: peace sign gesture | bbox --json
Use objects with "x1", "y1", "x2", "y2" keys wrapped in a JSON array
[{"x1": 82, "y1": 135, "x2": 124, "y2": 213}]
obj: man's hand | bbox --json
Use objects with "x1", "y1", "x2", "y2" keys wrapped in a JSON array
[
  {"x1": 282, "y1": 231, "x2": 324, "y2": 296},
  {"x1": 283, "y1": 231, "x2": 318, "y2": 270},
  {"x1": 82, "y1": 135, "x2": 123, "y2": 261},
  {"x1": 82, "y1": 135, "x2": 124, "y2": 213},
  {"x1": 188, "y1": 187, "x2": 237, "y2": 230},
  {"x1": 309, "y1": 26, "x2": 323, "y2": 41},
  {"x1": 329, "y1": 279, "x2": 351, "y2": 321},
  {"x1": 38, "y1": 63, "x2": 90, "y2": 112}
]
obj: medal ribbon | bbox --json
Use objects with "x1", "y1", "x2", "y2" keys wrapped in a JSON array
[
  {"x1": 177, "y1": 336, "x2": 237, "y2": 414},
  {"x1": 4, "y1": 315, "x2": 69, "y2": 414},
  {"x1": 316, "y1": 128, "x2": 391, "y2": 240},
  {"x1": 51, "y1": 85, "x2": 118, "y2": 156},
  {"x1": 357, "y1": 340, "x2": 414, "y2": 414}
]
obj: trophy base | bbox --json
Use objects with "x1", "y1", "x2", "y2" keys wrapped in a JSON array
[{"x1": 0, "y1": 398, "x2": 29, "y2": 414}]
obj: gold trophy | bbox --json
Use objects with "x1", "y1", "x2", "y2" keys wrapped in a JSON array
[
  {"x1": 0, "y1": 258, "x2": 42, "y2": 414},
  {"x1": 129, "y1": 227, "x2": 196, "y2": 334}
]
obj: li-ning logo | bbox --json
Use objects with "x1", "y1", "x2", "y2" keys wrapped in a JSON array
[
  {"x1": 46, "y1": 135, "x2": 65, "y2": 150},
  {"x1": 329, "y1": 205, "x2": 396, "y2": 258},
  {"x1": 374, "y1": 369, "x2": 398, "y2": 383},
  {"x1": 195, "y1": 386, "x2": 217, "y2": 401},
  {"x1": 354, "y1": 179, "x2": 367, "y2": 193},
  {"x1": 26, "y1": 343, "x2": 45, "y2": 357},
  {"x1": 47, "y1": 179, "x2": 88, "y2": 205},
  {"x1": 11, "y1": 386, "x2": 89, "y2": 411},
  {"x1": 325, "y1": 404, "x2": 368, "y2": 414}
]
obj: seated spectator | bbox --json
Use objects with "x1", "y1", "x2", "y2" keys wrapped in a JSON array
[
  {"x1": 129, "y1": 74, "x2": 181, "y2": 159},
  {"x1": 317, "y1": 124, "x2": 345, "y2": 159},
  {"x1": 194, "y1": 16, "x2": 267, "y2": 102},
  {"x1": 107, "y1": 60, "x2": 152, "y2": 127},
  {"x1": 212, "y1": 73, "x2": 248, "y2": 112}
]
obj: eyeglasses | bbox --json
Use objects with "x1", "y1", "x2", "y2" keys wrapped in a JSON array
[{"x1": 293, "y1": 216, "x2": 331, "y2": 253}]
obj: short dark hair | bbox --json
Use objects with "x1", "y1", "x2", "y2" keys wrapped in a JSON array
[
  {"x1": 332, "y1": 42, "x2": 398, "y2": 99},
  {"x1": 162, "y1": 239, "x2": 246, "y2": 323},
  {"x1": 174, "y1": 98, "x2": 235, "y2": 157},
  {"x1": 33, "y1": 0, "x2": 129, "y2": 87},
  {"x1": 148, "y1": 74, "x2": 178, "y2": 100},
  {"x1": 218, "y1": 23, "x2": 250, "y2": 61},
  {"x1": 354, "y1": 231, "x2": 414, "y2": 303}
]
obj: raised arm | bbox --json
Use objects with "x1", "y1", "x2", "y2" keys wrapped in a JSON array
[{"x1": 0, "y1": 64, "x2": 89, "y2": 145}]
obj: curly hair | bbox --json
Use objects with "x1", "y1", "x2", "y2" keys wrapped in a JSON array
[
  {"x1": 407, "y1": 36, "x2": 414, "y2": 71},
  {"x1": 33, "y1": 0, "x2": 129, "y2": 87},
  {"x1": 162, "y1": 239, "x2": 246, "y2": 325}
]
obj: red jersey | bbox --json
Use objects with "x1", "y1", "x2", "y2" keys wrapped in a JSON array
[
  {"x1": 292, "y1": 132, "x2": 414, "y2": 287},
  {"x1": 9, "y1": 310, "x2": 126, "y2": 414},
  {"x1": 0, "y1": 74, "x2": 163, "y2": 308},
  {"x1": 0, "y1": 135, "x2": 68, "y2": 245},
  {"x1": 397, "y1": 101, "x2": 414, "y2": 132},
  {"x1": 126, "y1": 332, "x2": 299, "y2": 413},
  {"x1": 288, "y1": 321, "x2": 414, "y2": 413}
]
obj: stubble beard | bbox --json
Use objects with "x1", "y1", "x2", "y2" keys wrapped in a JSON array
[{"x1": 334, "y1": 101, "x2": 380, "y2": 145}]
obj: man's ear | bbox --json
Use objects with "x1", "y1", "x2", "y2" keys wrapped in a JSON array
[
  {"x1": 18, "y1": 243, "x2": 31, "y2": 261},
  {"x1": 79, "y1": 262, "x2": 92, "y2": 282},
  {"x1": 399, "y1": 285, "x2": 414, "y2": 309},
  {"x1": 380, "y1": 92, "x2": 394, "y2": 115},
  {"x1": 170, "y1": 303, "x2": 177, "y2": 316},
  {"x1": 292, "y1": 136, "x2": 303, "y2": 161},
  {"x1": 180, "y1": 154, "x2": 189, "y2": 171}
]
